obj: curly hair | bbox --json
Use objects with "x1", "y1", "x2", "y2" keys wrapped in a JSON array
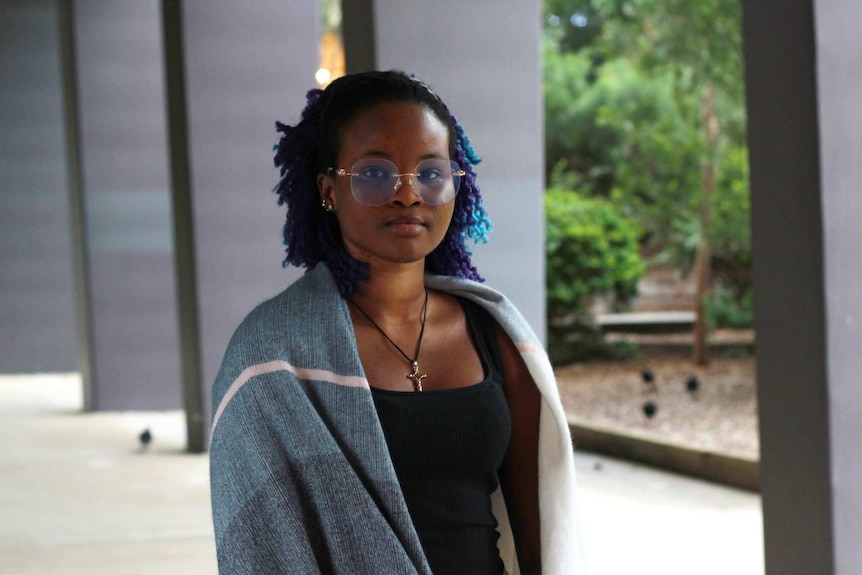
[{"x1": 272, "y1": 70, "x2": 492, "y2": 297}]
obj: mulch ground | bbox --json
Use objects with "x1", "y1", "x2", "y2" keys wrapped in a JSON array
[{"x1": 554, "y1": 346, "x2": 760, "y2": 461}]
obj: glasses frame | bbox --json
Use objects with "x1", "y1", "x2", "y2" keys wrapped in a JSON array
[{"x1": 328, "y1": 158, "x2": 466, "y2": 206}]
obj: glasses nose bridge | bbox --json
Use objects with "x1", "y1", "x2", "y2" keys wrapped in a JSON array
[{"x1": 392, "y1": 170, "x2": 420, "y2": 194}]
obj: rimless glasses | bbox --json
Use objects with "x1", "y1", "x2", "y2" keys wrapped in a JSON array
[{"x1": 328, "y1": 158, "x2": 465, "y2": 206}]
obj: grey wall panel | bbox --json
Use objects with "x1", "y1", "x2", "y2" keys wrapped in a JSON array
[
  {"x1": 0, "y1": 1, "x2": 78, "y2": 373},
  {"x1": 181, "y1": 0, "x2": 317, "y2": 424},
  {"x1": 744, "y1": 0, "x2": 862, "y2": 572},
  {"x1": 814, "y1": 0, "x2": 862, "y2": 571},
  {"x1": 74, "y1": 0, "x2": 181, "y2": 409},
  {"x1": 743, "y1": 0, "x2": 833, "y2": 569},
  {"x1": 87, "y1": 252, "x2": 179, "y2": 408},
  {"x1": 371, "y1": 0, "x2": 546, "y2": 341}
]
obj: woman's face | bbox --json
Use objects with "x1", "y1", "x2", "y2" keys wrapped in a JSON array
[{"x1": 318, "y1": 101, "x2": 456, "y2": 270}]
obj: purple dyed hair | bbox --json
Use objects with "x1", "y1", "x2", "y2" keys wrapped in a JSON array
[{"x1": 272, "y1": 70, "x2": 492, "y2": 297}]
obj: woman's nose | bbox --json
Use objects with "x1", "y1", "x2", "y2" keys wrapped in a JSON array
[{"x1": 390, "y1": 174, "x2": 423, "y2": 206}]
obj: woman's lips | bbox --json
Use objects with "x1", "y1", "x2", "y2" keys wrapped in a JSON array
[{"x1": 385, "y1": 216, "x2": 425, "y2": 235}]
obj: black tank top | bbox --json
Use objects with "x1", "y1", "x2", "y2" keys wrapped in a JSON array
[{"x1": 370, "y1": 299, "x2": 512, "y2": 575}]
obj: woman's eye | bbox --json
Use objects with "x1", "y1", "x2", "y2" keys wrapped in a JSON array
[
  {"x1": 418, "y1": 169, "x2": 444, "y2": 183},
  {"x1": 360, "y1": 166, "x2": 391, "y2": 180}
]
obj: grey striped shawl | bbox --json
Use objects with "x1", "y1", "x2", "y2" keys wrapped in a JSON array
[{"x1": 209, "y1": 264, "x2": 585, "y2": 574}]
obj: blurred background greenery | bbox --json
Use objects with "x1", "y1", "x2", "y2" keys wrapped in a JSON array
[{"x1": 543, "y1": 0, "x2": 751, "y2": 364}]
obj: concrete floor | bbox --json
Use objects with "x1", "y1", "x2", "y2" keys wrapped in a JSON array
[{"x1": 0, "y1": 374, "x2": 764, "y2": 575}]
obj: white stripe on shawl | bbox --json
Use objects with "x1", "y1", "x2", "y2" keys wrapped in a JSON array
[{"x1": 211, "y1": 360, "x2": 369, "y2": 435}]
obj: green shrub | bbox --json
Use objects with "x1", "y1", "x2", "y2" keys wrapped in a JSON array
[
  {"x1": 546, "y1": 188, "x2": 645, "y2": 363},
  {"x1": 705, "y1": 287, "x2": 753, "y2": 330}
]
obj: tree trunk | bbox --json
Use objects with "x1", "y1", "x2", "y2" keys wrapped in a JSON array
[
  {"x1": 692, "y1": 239, "x2": 712, "y2": 366},
  {"x1": 693, "y1": 84, "x2": 719, "y2": 366}
]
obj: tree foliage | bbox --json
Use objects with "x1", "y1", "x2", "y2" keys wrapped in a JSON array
[
  {"x1": 546, "y1": 188, "x2": 645, "y2": 320},
  {"x1": 546, "y1": 188, "x2": 645, "y2": 363},
  {"x1": 591, "y1": 0, "x2": 744, "y2": 98},
  {"x1": 544, "y1": 0, "x2": 751, "y2": 331}
]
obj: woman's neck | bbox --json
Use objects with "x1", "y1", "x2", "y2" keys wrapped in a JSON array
[{"x1": 349, "y1": 261, "x2": 427, "y2": 323}]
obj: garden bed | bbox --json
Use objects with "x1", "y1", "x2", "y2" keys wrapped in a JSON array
[{"x1": 554, "y1": 343, "x2": 759, "y2": 484}]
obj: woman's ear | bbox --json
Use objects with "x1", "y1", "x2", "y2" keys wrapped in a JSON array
[{"x1": 317, "y1": 173, "x2": 336, "y2": 211}]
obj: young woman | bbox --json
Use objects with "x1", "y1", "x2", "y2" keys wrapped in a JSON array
[{"x1": 209, "y1": 71, "x2": 584, "y2": 575}]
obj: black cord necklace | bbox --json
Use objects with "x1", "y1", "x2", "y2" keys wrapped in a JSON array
[{"x1": 350, "y1": 289, "x2": 429, "y2": 391}]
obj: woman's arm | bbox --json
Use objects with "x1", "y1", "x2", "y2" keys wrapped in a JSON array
[{"x1": 495, "y1": 322, "x2": 543, "y2": 575}]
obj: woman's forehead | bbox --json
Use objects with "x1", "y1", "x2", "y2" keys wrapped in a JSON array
[{"x1": 339, "y1": 101, "x2": 450, "y2": 149}]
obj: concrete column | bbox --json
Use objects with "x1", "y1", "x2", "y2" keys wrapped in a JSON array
[
  {"x1": 176, "y1": 0, "x2": 317, "y2": 431},
  {"x1": 743, "y1": 0, "x2": 862, "y2": 573},
  {"x1": 0, "y1": 1, "x2": 78, "y2": 374},
  {"x1": 344, "y1": 0, "x2": 547, "y2": 340},
  {"x1": 72, "y1": 0, "x2": 181, "y2": 410}
]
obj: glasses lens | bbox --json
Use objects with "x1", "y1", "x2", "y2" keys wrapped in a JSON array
[
  {"x1": 350, "y1": 159, "x2": 399, "y2": 205},
  {"x1": 414, "y1": 159, "x2": 460, "y2": 205}
]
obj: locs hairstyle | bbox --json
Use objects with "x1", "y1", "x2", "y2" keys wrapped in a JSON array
[{"x1": 272, "y1": 70, "x2": 492, "y2": 298}]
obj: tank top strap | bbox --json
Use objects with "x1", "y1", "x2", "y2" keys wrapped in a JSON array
[{"x1": 459, "y1": 298, "x2": 504, "y2": 381}]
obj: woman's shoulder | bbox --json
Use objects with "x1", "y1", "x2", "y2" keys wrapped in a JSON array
[
  {"x1": 425, "y1": 273, "x2": 504, "y2": 302},
  {"x1": 237, "y1": 265, "x2": 341, "y2": 334},
  {"x1": 426, "y1": 274, "x2": 540, "y2": 348},
  {"x1": 230, "y1": 272, "x2": 313, "y2": 340},
  {"x1": 215, "y1": 266, "x2": 347, "y2": 384},
  {"x1": 214, "y1": 268, "x2": 351, "y2": 395}
]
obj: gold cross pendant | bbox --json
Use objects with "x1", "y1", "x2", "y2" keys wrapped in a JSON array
[{"x1": 406, "y1": 361, "x2": 427, "y2": 392}]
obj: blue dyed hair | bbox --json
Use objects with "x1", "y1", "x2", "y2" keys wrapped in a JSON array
[{"x1": 273, "y1": 70, "x2": 492, "y2": 297}]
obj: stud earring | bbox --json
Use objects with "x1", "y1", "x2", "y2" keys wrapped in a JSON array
[{"x1": 321, "y1": 199, "x2": 334, "y2": 212}]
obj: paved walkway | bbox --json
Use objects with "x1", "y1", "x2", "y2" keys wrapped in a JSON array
[{"x1": 0, "y1": 374, "x2": 764, "y2": 575}]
